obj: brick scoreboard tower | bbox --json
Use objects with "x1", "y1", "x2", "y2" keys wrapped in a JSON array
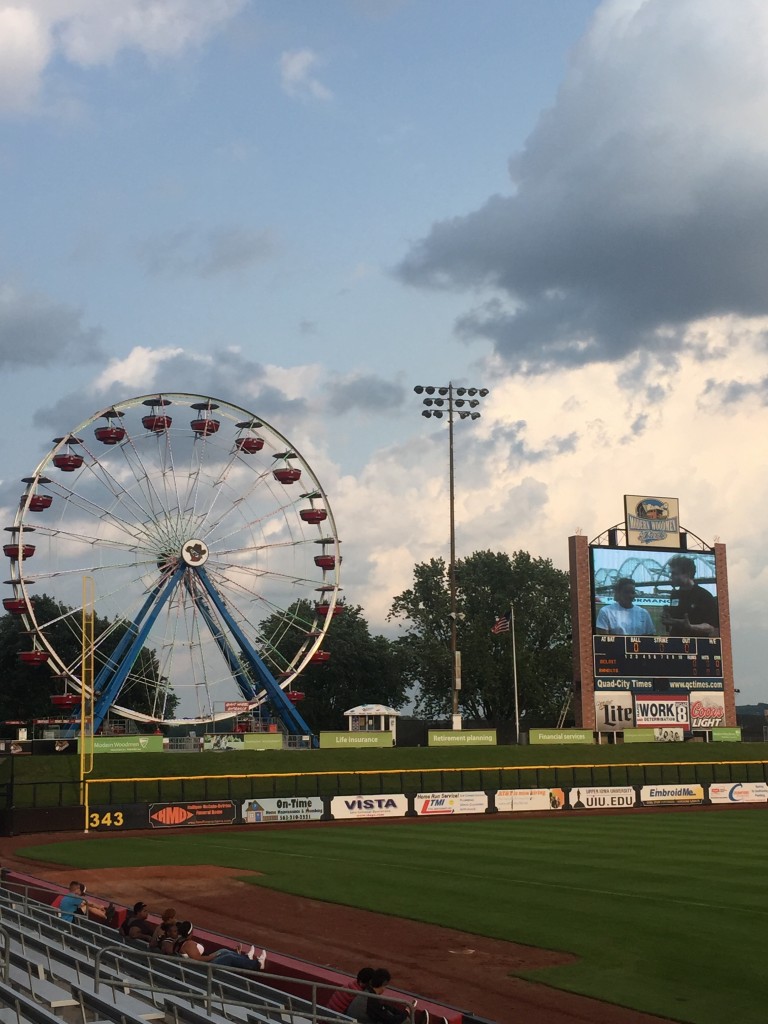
[{"x1": 569, "y1": 530, "x2": 736, "y2": 733}]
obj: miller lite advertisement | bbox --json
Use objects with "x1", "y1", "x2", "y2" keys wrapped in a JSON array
[{"x1": 624, "y1": 494, "x2": 680, "y2": 548}]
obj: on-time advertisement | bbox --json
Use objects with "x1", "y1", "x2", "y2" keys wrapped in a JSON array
[
  {"x1": 528, "y1": 729, "x2": 593, "y2": 744},
  {"x1": 568, "y1": 786, "x2": 635, "y2": 809},
  {"x1": 242, "y1": 797, "x2": 324, "y2": 822},
  {"x1": 330, "y1": 795, "x2": 407, "y2": 819},
  {"x1": 414, "y1": 792, "x2": 488, "y2": 815},
  {"x1": 634, "y1": 695, "x2": 690, "y2": 731},
  {"x1": 640, "y1": 785, "x2": 704, "y2": 806},
  {"x1": 496, "y1": 789, "x2": 565, "y2": 812},
  {"x1": 427, "y1": 730, "x2": 496, "y2": 746},
  {"x1": 709, "y1": 783, "x2": 768, "y2": 804}
]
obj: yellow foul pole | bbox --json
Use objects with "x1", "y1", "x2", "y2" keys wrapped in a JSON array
[{"x1": 80, "y1": 576, "x2": 95, "y2": 827}]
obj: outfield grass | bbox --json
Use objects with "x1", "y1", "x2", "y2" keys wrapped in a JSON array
[{"x1": 17, "y1": 808, "x2": 768, "y2": 1024}]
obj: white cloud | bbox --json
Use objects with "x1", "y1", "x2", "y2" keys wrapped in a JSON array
[
  {"x1": 279, "y1": 49, "x2": 332, "y2": 101},
  {"x1": 0, "y1": 0, "x2": 246, "y2": 113},
  {"x1": 93, "y1": 345, "x2": 187, "y2": 392},
  {"x1": 0, "y1": 6, "x2": 50, "y2": 111}
]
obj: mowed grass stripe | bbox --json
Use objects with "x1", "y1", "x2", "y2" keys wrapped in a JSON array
[{"x1": 18, "y1": 809, "x2": 768, "y2": 1024}]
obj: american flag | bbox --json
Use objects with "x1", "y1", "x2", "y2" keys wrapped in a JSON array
[{"x1": 491, "y1": 612, "x2": 511, "y2": 635}]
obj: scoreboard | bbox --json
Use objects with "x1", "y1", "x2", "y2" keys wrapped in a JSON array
[{"x1": 593, "y1": 635, "x2": 722, "y2": 680}]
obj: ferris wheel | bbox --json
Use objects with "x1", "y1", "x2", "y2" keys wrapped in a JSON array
[{"x1": 3, "y1": 394, "x2": 342, "y2": 739}]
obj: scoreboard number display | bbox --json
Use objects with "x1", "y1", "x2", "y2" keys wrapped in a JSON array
[{"x1": 594, "y1": 635, "x2": 722, "y2": 679}]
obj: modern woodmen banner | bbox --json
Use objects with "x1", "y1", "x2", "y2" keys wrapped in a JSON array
[{"x1": 624, "y1": 494, "x2": 680, "y2": 548}]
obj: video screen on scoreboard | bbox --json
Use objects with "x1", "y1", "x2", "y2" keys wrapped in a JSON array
[{"x1": 590, "y1": 547, "x2": 719, "y2": 638}]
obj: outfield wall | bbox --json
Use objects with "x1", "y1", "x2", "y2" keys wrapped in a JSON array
[{"x1": 77, "y1": 778, "x2": 768, "y2": 831}]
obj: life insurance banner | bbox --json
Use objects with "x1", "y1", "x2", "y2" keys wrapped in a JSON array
[
  {"x1": 624, "y1": 494, "x2": 680, "y2": 547},
  {"x1": 330, "y1": 795, "x2": 408, "y2": 820},
  {"x1": 710, "y1": 783, "x2": 768, "y2": 804},
  {"x1": 242, "y1": 797, "x2": 324, "y2": 823},
  {"x1": 594, "y1": 691, "x2": 634, "y2": 731},
  {"x1": 634, "y1": 695, "x2": 691, "y2": 731},
  {"x1": 640, "y1": 784, "x2": 704, "y2": 806},
  {"x1": 568, "y1": 787, "x2": 636, "y2": 810},
  {"x1": 415, "y1": 792, "x2": 488, "y2": 816},
  {"x1": 689, "y1": 692, "x2": 726, "y2": 729},
  {"x1": 496, "y1": 789, "x2": 565, "y2": 812}
]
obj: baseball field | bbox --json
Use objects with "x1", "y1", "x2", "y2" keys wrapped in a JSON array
[{"x1": 14, "y1": 805, "x2": 767, "y2": 1024}]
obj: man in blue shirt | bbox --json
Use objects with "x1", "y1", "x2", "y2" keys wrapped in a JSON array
[{"x1": 58, "y1": 881, "x2": 86, "y2": 922}]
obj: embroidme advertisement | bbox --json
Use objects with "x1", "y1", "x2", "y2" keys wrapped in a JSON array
[
  {"x1": 568, "y1": 787, "x2": 636, "y2": 810},
  {"x1": 709, "y1": 783, "x2": 768, "y2": 804},
  {"x1": 634, "y1": 695, "x2": 690, "y2": 731},
  {"x1": 242, "y1": 797, "x2": 324, "y2": 823},
  {"x1": 640, "y1": 785, "x2": 704, "y2": 806},
  {"x1": 495, "y1": 789, "x2": 565, "y2": 812},
  {"x1": 329, "y1": 795, "x2": 408, "y2": 820},
  {"x1": 414, "y1": 792, "x2": 488, "y2": 816}
]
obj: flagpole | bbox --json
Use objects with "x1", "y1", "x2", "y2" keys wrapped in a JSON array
[{"x1": 511, "y1": 603, "x2": 520, "y2": 744}]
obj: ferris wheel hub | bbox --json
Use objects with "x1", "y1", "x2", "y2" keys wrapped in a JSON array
[{"x1": 181, "y1": 539, "x2": 209, "y2": 566}]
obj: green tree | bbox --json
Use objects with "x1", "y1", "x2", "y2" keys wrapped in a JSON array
[
  {"x1": 389, "y1": 550, "x2": 572, "y2": 727},
  {"x1": 258, "y1": 600, "x2": 408, "y2": 731},
  {"x1": 0, "y1": 595, "x2": 177, "y2": 724}
]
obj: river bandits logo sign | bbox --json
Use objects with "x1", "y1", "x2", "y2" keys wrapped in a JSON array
[{"x1": 624, "y1": 495, "x2": 680, "y2": 547}]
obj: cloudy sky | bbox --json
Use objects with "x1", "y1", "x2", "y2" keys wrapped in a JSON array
[{"x1": 2, "y1": 0, "x2": 767, "y2": 706}]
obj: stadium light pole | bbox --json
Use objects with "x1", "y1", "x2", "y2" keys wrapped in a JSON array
[{"x1": 414, "y1": 383, "x2": 489, "y2": 730}]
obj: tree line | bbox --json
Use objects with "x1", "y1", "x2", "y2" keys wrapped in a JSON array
[{"x1": 0, "y1": 550, "x2": 571, "y2": 730}]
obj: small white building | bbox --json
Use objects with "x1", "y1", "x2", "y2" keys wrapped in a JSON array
[{"x1": 344, "y1": 703, "x2": 401, "y2": 743}]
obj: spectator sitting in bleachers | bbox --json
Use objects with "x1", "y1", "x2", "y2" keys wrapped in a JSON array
[
  {"x1": 121, "y1": 901, "x2": 155, "y2": 943},
  {"x1": 58, "y1": 881, "x2": 112, "y2": 925},
  {"x1": 58, "y1": 881, "x2": 87, "y2": 923},
  {"x1": 174, "y1": 921, "x2": 267, "y2": 971},
  {"x1": 347, "y1": 968, "x2": 430, "y2": 1024},
  {"x1": 157, "y1": 920, "x2": 179, "y2": 955},
  {"x1": 149, "y1": 907, "x2": 177, "y2": 951},
  {"x1": 326, "y1": 966, "x2": 375, "y2": 1014}
]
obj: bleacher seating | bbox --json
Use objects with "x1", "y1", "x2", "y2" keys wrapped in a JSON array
[{"x1": 0, "y1": 886, "x2": 358, "y2": 1024}]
